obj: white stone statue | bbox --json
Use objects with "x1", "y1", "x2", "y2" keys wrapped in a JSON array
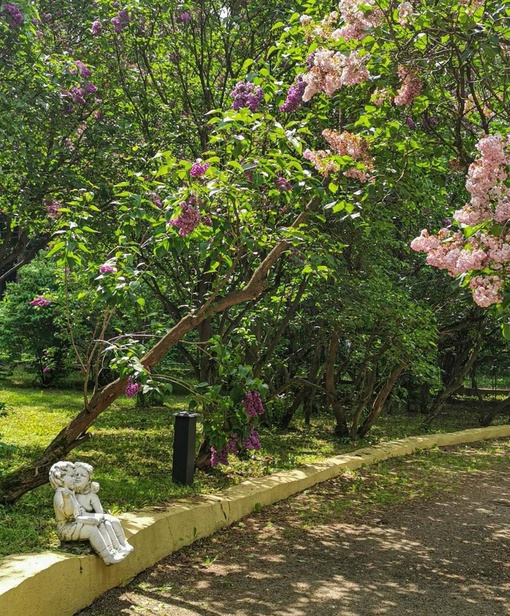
[{"x1": 49, "y1": 461, "x2": 134, "y2": 565}]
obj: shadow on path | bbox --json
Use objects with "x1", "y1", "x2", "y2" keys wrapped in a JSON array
[{"x1": 78, "y1": 468, "x2": 510, "y2": 616}]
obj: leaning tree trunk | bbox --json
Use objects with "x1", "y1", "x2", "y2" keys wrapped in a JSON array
[
  {"x1": 423, "y1": 331, "x2": 482, "y2": 427},
  {"x1": 357, "y1": 363, "x2": 407, "y2": 439},
  {"x1": 0, "y1": 211, "x2": 310, "y2": 504},
  {"x1": 479, "y1": 394, "x2": 510, "y2": 427}
]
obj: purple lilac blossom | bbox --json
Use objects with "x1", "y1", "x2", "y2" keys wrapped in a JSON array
[
  {"x1": 30, "y1": 296, "x2": 51, "y2": 308},
  {"x1": 306, "y1": 52, "x2": 316, "y2": 71},
  {"x1": 230, "y1": 81, "x2": 264, "y2": 113},
  {"x1": 279, "y1": 75, "x2": 306, "y2": 113},
  {"x1": 169, "y1": 201, "x2": 201, "y2": 236},
  {"x1": 43, "y1": 366, "x2": 52, "y2": 373},
  {"x1": 111, "y1": 8, "x2": 129, "y2": 32},
  {"x1": 242, "y1": 390, "x2": 265, "y2": 417},
  {"x1": 85, "y1": 82, "x2": 98, "y2": 94},
  {"x1": 176, "y1": 11, "x2": 192, "y2": 23},
  {"x1": 75, "y1": 61, "x2": 92, "y2": 78},
  {"x1": 276, "y1": 176, "x2": 292, "y2": 191},
  {"x1": 99, "y1": 264, "x2": 116, "y2": 274},
  {"x1": 3, "y1": 3, "x2": 24, "y2": 27},
  {"x1": 226, "y1": 435, "x2": 239, "y2": 455},
  {"x1": 243, "y1": 429, "x2": 262, "y2": 451},
  {"x1": 148, "y1": 192, "x2": 162, "y2": 207},
  {"x1": 189, "y1": 161, "x2": 210, "y2": 177},
  {"x1": 91, "y1": 19, "x2": 102, "y2": 35},
  {"x1": 125, "y1": 378, "x2": 140, "y2": 398},
  {"x1": 210, "y1": 446, "x2": 228, "y2": 467},
  {"x1": 70, "y1": 86, "x2": 86, "y2": 105}
]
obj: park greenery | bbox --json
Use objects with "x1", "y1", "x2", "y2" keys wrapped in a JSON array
[{"x1": 1, "y1": 0, "x2": 510, "y2": 513}]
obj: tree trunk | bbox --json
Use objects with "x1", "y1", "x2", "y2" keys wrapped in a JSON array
[
  {"x1": 423, "y1": 331, "x2": 482, "y2": 426},
  {"x1": 357, "y1": 363, "x2": 407, "y2": 439},
  {"x1": 479, "y1": 394, "x2": 510, "y2": 427},
  {"x1": 0, "y1": 211, "x2": 310, "y2": 504},
  {"x1": 324, "y1": 328, "x2": 349, "y2": 437}
]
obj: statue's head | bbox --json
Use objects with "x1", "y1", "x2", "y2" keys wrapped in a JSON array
[
  {"x1": 49, "y1": 461, "x2": 75, "y2": 490},
  {"x1": 73, "y1": 461, "x2": 94, "y2": 493}
]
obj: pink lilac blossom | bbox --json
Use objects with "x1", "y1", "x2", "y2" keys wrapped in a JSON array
[
  {"x1": 189, "y1": 161, "x2": 210, "y2": 177},
  {"x1": 242, "y1": 390, "x2": 265, "y2": 418},
  {"x1": 394, "y1": 66, "x2": 422, "y2": 106},
  {"x1": 397, "y1": 2, "x2": 414, "y2": 26},
  {"x1": 125, "y1": 378, "x2": 140, "y2": 398},
  {"x1": 43, "y1": 366, "x2": 51, "y2": 373},
  {"x1": 210, "y1": 446, "x2": 228, "y2": 467},
  {"x1": 302, "y1": 49, "x2": 369, "y2": 102},
  {"x1": 243, "y1": 429, "x2": 262, "y2": 451},
  {"x1": 335, "y1": 0, "x2": 383, "y2": 39},
  {"x1": 30, "y1": 296, "x2": 51, "y2": 307},
  {"x1": 322, "y1": 129, "x2": 371, "y2": 164},
  {"x1": 469, "y1": 276, "x2": 504, "y2": 307},
  {"x1": 231, "y1": 81, "x2": 264, "y2": 112},
  {"x1": 303, "y1": 148, "x2": 340, "y2": 176},
  {"x1": 344, "y1": 168, "x2": 368, "y2": 182},
  {"x1": 169, "y1": 201, "x2": 201, "y2": 236}
]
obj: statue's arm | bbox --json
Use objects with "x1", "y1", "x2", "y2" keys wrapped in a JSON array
[{"x1": 90, "y1": 493, "x2": 104, "y2": 514}]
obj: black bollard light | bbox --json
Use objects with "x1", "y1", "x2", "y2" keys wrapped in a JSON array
[{"x1": 172, "y1": 412, "x2": 198, "y2": 485}]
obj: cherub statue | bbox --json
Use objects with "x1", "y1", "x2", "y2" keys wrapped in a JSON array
[
  {"x1": 49, "y1": 461, "x2": 132, "y2": 565},
  {"x1": 73, "y1": 461, "x2": 134, "y2": 556}
]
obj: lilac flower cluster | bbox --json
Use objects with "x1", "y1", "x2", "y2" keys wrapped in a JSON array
[
  {"x1": 210, "y1": 446, "x2": 228, "y2": 467},
  {"x1": 45, "y1": 200, "x2": 62, "y2": 219},
  {"x1": 125, "y1": 378, "x2": 140, "y2": 398},
  {"x1": 243, "y1": 429, "x2": 262, "y2": 451},
  {"x1": 276, "y1": 176, "x2": 292, "y2": 192},
  {"x1": 176, "y1": 10, "x2": 192, "y2": 23},
  {"x1": 148, "y1": 192, "x2": 162, "y2": 207},
  {"x1": 226, "y1": 435, "x2": 239, "y2": 455},
  {"x1": 30, "y1": 296, "x2": 51, "y2": 308},
  {"x1": 73, "y1": 61, "x2": 92, "y2": 78},
  {"x1": 43, "y1": 366, "x2": 52, "y2": 373},
  {"x1": 91, "y1": 20, "x2": 102, "y2": 35},
  {"x1": 169, "y1": 201, "x2": 202, "y2": 236},
  {"x1": 279, "y1": 75, "x2": 306, "y2": 113},
  {"x1": 190, "y1": 161, "x2": 210, "y2": 177},
  {"x1": 231, "y1": 81, "x2": 264, "y2": 113},
  {"x1": 99, "y1": 264, "x2": 116, "y2": 274},
  {"x1": 111, "y1": 8, "x2": 129, "y2": 32},
  {"x1": 3, "y1": 2, "x2": 24, "y2": 28},
  {"x1": 242, "y1": 390, "x2": 265, "y2": 418}
]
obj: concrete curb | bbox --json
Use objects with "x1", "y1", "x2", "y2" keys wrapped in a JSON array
[{"x1": 1, "y1": 425, "x2": 509, "y2": 616}]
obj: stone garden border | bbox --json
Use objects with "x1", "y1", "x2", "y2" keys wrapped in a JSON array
[{"x1": 1, "y1": 425, "x2": 510, "y2": 616}]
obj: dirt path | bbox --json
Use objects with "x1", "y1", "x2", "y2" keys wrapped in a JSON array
[{"x1": 79, "y1": 450, "x2": 510, "y2": 616}]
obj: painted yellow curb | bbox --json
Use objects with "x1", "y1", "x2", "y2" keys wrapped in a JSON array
[{"x1": 1, "y1": 425, "x2": 509, "y2": 616}]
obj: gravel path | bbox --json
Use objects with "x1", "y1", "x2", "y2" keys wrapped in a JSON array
[{"x1": 79, "y1": 451, "x2": 510, "y2": 616}]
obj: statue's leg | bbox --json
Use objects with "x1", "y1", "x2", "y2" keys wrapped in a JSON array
[
  {"x1": 104, "y1": 520, "x2": 121, "y2": 550},
  {"x1": 106, "y1": 515, "x2": 134, "y2": 553}
]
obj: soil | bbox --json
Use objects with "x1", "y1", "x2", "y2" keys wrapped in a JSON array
[{"x1": 78, "y1": 447, "x2": 510, "y2": 616}]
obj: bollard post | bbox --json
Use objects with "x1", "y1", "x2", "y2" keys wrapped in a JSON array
[{"x1": 172, "y1": 412, "x2": 198, "y2": 485}]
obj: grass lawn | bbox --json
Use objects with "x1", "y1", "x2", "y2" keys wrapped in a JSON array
[{"x1": 0, "y1": 383, "x2": 508, "y2": 557}]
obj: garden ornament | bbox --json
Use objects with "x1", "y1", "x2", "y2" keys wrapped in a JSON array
[{"x1": 49, "y1": 461, "x2": 134, "y2": 565}]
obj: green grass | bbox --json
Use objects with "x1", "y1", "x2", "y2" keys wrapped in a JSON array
[
  {"x1": 292, "y1": 439, "x2": 510, "y2": 526},
  {"x1": 0, "y1": 383, "x2": 508, "y2": 558}
]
